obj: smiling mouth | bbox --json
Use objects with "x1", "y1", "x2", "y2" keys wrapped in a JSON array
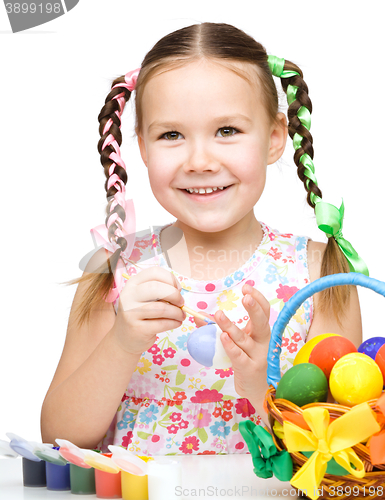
[{"x1": 182, "y1": 186, "x2": 232, "y2": 195}]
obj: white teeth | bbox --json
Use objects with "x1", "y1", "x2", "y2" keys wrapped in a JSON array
[{"x1": 185, "y1": 186, "x2": 226, "y2": 194}]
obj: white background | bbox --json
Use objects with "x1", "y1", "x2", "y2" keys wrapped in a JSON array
[{"x1": 0, "y1": 1, "x2": 384, "y2": 443}]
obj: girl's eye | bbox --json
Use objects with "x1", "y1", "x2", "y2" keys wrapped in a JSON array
[
  {"x1": 163, "y1": 131, "x2": 182, "y2": 140},
  {"x1": 217, "y1": 127, "x2": 238, "y2": 137}
]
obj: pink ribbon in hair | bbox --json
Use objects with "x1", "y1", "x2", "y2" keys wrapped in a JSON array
[
  {"x1": 90, "y1": 199, "x2": 136, "y2": 302},
  {"x1": 101, "y1": 68, "x2": 140, "y2": 189},
  {"x1": 111, "y1": 67, "x2": 140, "y2": 93}
]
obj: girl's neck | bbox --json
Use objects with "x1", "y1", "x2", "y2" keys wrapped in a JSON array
[{"x1": 160, "y1": 213, "x2": 263, "y2": 281}]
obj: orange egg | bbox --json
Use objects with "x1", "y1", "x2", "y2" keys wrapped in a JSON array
[
  {"x1": 309, "y1": 336, "x2": 357, "y2": 379},
  {"x1": 293, "y1": 333, "x2": 340, "y2": 365}
]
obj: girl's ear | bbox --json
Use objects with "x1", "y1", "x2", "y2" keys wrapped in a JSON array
[
  {"x1": 267, "y1": 112, "x2": 288, "y2": 165},
  {"x1": 137, "y1": 135, "x2": 148, "y2": 167}
]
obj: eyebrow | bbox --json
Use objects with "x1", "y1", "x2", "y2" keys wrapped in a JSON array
[
  {"x1": 213, "y1": 114, "x2": 253, "y2": 125},
  {"x1": 148, "y1": 121, "x2": 184, "y2": 133},
  {"x1": 147, "y1": 114, "x2": 253, "y2": 134}
]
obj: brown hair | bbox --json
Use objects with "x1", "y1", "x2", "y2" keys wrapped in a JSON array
[{"x1": 68, "y1": 22, "x2": 351, "y2": 328}]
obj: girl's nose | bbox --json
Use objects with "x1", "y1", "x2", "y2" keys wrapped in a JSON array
[{"x1": 183, "y1": 143, "x2": 220, "y2": 173}]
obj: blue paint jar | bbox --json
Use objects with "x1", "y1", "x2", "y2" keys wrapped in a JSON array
[
  {"x1": 45, "y1": 460, "x2": 71, "y2": 490},
  {"x1": 22, "y1": 457, "x2": 47, "y2": 487}
]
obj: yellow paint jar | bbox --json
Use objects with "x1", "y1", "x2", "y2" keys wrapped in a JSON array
[{"x1": 120, "y1": 456, "x2": 153, "y2": 500}]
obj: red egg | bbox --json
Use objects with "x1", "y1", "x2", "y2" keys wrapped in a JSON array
[
  {"x1": 375, "y1": 344, "x2": 385, "y2": 380},
  {"x1": 308, "y1": 336, "x2": 357, "y2": 379}
]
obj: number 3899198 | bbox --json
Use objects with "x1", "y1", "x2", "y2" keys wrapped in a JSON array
[
  {"x1": 5, "y1": 3, "x2": 62, "y2": 14},
  {"x1": 327, "y1": 485, "x2": 384, "y2": 496}
]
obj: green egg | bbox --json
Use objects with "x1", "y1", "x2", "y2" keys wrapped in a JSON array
[{"x1": 276, "y1": 363, "x2": 328, "y2": 407}]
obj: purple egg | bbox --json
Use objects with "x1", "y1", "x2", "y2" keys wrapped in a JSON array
[
  {"x1": 187, "y1": 323, "x2": 217, "y2": 367},
  {"x1": 358, "y1": 337, "x2": 385, "y2": 360}
]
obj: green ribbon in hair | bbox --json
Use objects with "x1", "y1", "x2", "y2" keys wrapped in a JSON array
[
  {"x1": 315, "y1": 200, "x2": 368, "y2": 275},
  {"x1": 267, "y1": 54, "x2": 369, "y2": 276}
]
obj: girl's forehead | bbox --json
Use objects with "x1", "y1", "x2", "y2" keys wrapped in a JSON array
[
  {"x1": 140, "y1": 59, "x2": 264, "y2": 121},
  {"x1": 144, "y1": 58, "x2": 260, "y2": 93}
]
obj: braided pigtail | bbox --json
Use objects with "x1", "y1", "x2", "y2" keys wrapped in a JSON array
[
  {"x1": 67, "y1": 70, "x2": 139, "y2": 327},
  {"x1": 268, "y1": 56, "x2": 368, "y2": 326}
]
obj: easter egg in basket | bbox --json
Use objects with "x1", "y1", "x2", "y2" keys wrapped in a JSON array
[
  {"x1": 293, "y1": 333, "x2": 340, "y2": 365},
  {"x1": 275, "y1": 363, "x2": 328, "y2": 407},
  {"x1": 358, "y1": 336, "x2": 385, "y2": 360},
  {"x1": 375, "y1": 344, "x2": 385, "y2": 380},
  {"x1": 308, "y1": 335, "x2": 357, "y2": 379},
  {"x1": 329, "y1": 352, "x2": 383, "y2": 406}
]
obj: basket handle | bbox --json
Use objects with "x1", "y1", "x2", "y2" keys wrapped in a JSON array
[{"x1": 267, "y1": 272, "x2": 385, "y2": 388}]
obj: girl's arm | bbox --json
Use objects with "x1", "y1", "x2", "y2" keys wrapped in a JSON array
[
  {"x1": 306, "y1": 241, "x2": 363, "y2": 347},
  {"x1": 41, "y1": 250, "x2": 185, "y2": 449},
  {"x1": 40, "y1": 249, "x2": 141, "y2": 448}
]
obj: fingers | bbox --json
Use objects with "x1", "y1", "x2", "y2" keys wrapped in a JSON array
[
  {"x1": 220, "y1": 329, "x2": 252, "y2": 368},
  {"x1": 136, "y1": 281, "x2": 184, "y2": 306},
  {"x1": 241, "y1": 284, "x2": 270, "y2": 341},
  {"x1": 119, "y1": 300, "x2": 186, "y2": 334},
  {"x1": 215, "y1": 310, "x2": 258, "y2": 359},
  {"x1": 120, "y1": 267, "x2": 184, "y2": 312}
]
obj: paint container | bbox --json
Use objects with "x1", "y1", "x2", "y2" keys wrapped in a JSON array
[
  {"x1": 40, "y1": 446, "x2": 70, "y2": 491},
  {"x1": 70, "y1": 463, "x2": 96, "y2": 495},
  {"x1": 108, "y1": 447, "x2": 153, "y2": 500},
  {"x1": 121, "y1": 469, "x2": 149, "y2": 500},
  {"x1": 147, "y1": 458, "x2": 182, "y2": 500},
  {"x1": 22, "y1": 457, "x2": 47, "y2": 487},
  {"x1": 94, "y1": 453, "x2": 122, "y2": 498},
  {"x1": 6, "y1": 433, "x2": 47, "y2": 488},
  {"x1": 55, "y1": 440, "x2": 100, "y2": 495},
  {"x1": 45, "y1": 461, "x2": 71, "y2": 490}
]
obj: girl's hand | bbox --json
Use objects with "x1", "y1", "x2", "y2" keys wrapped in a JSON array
[
  {"x1": 195, "y1": 284, "x2": 271, "y2": 402},
  {"x1": 113, "y1": 267, "x2": 185, "y2": 356}
]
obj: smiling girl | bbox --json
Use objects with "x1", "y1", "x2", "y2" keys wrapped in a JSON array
[{"x1": 40, "y1": 23, "x2": 365, "y2": 455}]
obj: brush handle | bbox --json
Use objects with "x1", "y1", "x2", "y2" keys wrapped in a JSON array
[
  {"x1": 181, "y1": 306, "x2": 212, "y2": 323},
  {"x1": 267, "y1": 272, "x2": 385, "y2": 388}
]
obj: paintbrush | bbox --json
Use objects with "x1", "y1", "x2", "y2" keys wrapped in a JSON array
[{"x1": 122, "y1": 272, "x2": 213, "y2": 324}]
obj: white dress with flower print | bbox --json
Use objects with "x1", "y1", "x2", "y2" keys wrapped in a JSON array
[{"x1": 96, "y1": 221, "x2": 313, "y2": 455}]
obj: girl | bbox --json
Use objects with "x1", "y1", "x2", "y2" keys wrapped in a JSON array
[{"x1": 40, "y1": 22, "x2": 365, "y2": 455}]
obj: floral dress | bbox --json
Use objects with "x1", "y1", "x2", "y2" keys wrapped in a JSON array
[{"x1": 96, "y1": 221, "x2": 313, "y2": 455}]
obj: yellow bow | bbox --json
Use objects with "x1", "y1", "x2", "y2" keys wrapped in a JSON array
[{"x1": 282, "y1": 403, "x2": 380, "y2": 500}]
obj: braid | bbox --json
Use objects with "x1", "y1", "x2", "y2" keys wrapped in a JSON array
[
  {"x1": 279, "y1": 63, "x2": 323, "y2": 209},
  {"x1": 269, "y1": 56, "x2": 351, "y2": 325},
  {"x1": 65, "y1": 71, "x2": 139, "y2": 326},
  {"x1": 97, "y1": 76, "x2": 131, "y2": 260}
]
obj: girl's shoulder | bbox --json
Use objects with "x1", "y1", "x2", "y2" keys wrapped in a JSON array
[
  {"x1": 307, "y1": 240, "x2": 327, "y2": 277},
  {"x1": 261, "y1": 222, "x2": 313, "y2": 257}
]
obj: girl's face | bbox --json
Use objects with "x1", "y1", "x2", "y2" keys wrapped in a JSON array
[{"x1": 138, "y1": 59, "x2": 286, "y2": 234}]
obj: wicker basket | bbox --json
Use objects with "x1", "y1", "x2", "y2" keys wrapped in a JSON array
[{"x1": 265, "y1": 272, "x2": 385, "y2": 499}]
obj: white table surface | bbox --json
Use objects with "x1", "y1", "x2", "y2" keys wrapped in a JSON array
[{"x1": 0, "y1": 456, "x2": 298, "y2": 499}]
